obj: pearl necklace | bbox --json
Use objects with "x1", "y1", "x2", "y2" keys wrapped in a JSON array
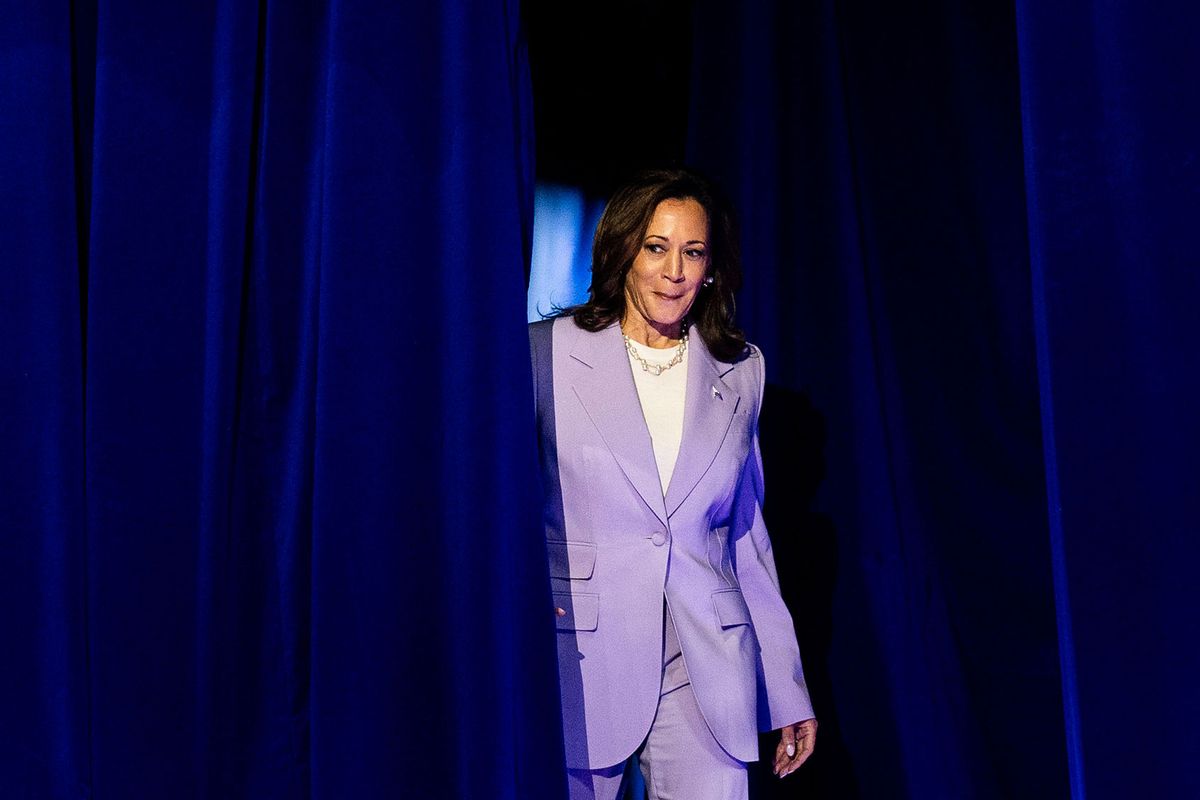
[{"x1": 623, "y1": 331, "x2": 688, "y2": 376}]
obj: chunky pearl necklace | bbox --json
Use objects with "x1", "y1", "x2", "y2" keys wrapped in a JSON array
[{"x1": 623, "y1": 330, "x2": 688, "y2": 376}]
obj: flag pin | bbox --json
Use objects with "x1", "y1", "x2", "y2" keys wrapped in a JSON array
[{"x1": 712, "y1": 386, "x2": 722, "y2": 400}]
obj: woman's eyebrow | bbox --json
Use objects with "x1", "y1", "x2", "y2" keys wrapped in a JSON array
[{"x1": 644, "y1": 234, "x2": 707, "y2": 245}]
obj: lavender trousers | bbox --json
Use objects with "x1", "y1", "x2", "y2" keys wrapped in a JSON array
[{"x1": 566, "y1": 601, "x2": 750, "y2": 800}]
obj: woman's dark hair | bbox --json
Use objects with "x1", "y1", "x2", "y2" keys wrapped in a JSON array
[{"x1": 560, "y1": 166, "x2": 748, "y2": 363}]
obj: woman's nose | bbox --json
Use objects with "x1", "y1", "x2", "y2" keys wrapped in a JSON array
[{"x1": 664, "y1": 250, "x2": 685, "y2": 281}]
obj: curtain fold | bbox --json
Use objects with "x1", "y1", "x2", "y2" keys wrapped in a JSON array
[
  {"x1": 2, "y1": 2, "x2": 565, "y2": 798},
  {"x1": 1, "y1": 5, "x2": 90, "y2": 798}
]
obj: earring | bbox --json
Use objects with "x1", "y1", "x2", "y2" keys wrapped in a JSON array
[{"x1": 703, "y1": 275, "x2": 715, "y2": 286}]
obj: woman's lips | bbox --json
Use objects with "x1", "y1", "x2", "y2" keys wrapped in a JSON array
[{"x1": 655, "y1": 292, "x2": 685, "y2": 300}]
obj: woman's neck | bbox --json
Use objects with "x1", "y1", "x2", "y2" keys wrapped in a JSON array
[{"x1": 620, "y1": 315, "x2": 683, "y2": 349}]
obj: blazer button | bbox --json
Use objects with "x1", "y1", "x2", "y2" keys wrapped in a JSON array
[{"x1": 651, "y1": 531, "x2": 667, "y2": 547}]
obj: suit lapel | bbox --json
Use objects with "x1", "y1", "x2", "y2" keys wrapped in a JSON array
[
  {"x1": 664, "y1": 333, "x2": 740, "y2": 518},
  {"x1": 569, "y1": 322, "x2": 668, "y2": 526}
]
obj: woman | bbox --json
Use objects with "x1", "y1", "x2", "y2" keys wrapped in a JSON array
[{"x1": 529, "y1": 168, "x2": 817, "y2": 800}]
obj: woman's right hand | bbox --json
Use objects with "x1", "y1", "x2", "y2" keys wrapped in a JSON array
[{"x1": 554, "y1": 606, "x2": 566, "y2": 617}]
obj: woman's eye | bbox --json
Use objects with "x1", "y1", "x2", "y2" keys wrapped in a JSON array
[
  {"x1": 645, "y1": 244, "x2": 666, "y2": 254},
  {"x1": 686, "y1": 249, "x2": 706, "y2": 259}
]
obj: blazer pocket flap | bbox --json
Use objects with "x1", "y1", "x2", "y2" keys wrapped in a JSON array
[
  {"x1": 552, "y1": 592, "x2": 598, "y2": 631},
  {"x1": 546, "y1": 540, "x2": 597, "y2": 580},
  {"x1": 712, "y1": 588, "x2": 752, "y2": 628}
]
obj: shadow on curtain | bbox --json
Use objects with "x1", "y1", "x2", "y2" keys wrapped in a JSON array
[{"x1": 1, "y1": 2, "x2": 566, "y2": 798}]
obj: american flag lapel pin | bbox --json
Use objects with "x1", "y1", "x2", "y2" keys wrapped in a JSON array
[{"x1": 711, "y1": 385, "x2": 722, "y2": 400}]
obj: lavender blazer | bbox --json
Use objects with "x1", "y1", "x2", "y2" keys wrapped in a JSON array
[{"x1": 530, "y1": 315, "x2": 814, "y2": 770}]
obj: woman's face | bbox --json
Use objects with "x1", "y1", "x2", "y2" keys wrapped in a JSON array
[{"x1": 622, "y1": 197, "x2": 710, "y2": 340}]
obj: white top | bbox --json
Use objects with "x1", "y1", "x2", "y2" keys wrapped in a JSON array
[{"x1": 626, "y1": 337, "x2": 689, "y2": 495}]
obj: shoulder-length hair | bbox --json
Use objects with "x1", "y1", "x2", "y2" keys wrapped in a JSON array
[{"x1": 559, "y1": 167, "x2": 748, "y2": 363}]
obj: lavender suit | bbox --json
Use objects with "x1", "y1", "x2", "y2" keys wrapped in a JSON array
[{"x1": 529, "y1": 315, "x2": 814, "y2": 771}]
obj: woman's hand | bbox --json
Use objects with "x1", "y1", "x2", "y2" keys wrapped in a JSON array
[
  {"x1": 773, "y1": 718, "x2": 817, "y2": 778},
  {"x1": 554, "y1": 606, "x2": 566, "y2": 618}
]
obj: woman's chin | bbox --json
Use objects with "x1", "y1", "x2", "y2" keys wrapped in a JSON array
[
  {"x1": 648, "y1": 304, "x2": 692, "y2": 329},
  {"x1": 648, "y1": 317, "x2": 685, "y2": 334}
]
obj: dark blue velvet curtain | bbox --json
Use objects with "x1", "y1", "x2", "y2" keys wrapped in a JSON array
[
  {"x1": 689, "y1": 1, "x2": 1199, "y2": 798},
  {"x1": 1017, "y1": 3, "x2": 1200, "y2": 798},
  {"x1": 1, "y1": 3, "x2": 565, "y2": 799}
]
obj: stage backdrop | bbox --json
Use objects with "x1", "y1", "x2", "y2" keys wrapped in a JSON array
[
  {"x1": 0, "y1": 2, "x2": 566, "y2": 799},
  {"x1": 688, "y1": 1, "x2": 1199, "y2": 798}
]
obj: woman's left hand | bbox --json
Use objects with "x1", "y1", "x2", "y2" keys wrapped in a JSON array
[{"x1": 773, "y1": 717, "x2": 818, "y2": 777}]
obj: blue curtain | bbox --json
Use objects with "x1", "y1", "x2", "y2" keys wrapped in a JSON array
[
  {"x1": 1, "y1": 2, "x2": 565, "y2": 799},
  {"x1": 689, "y1": 1, "x2": 1198, "y2": 798},
  {"x1": 1017, "y1": 3, "x2": 1200, "y2": 798}
]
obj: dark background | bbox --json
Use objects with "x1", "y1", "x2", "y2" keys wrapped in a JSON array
[{"x1": 525, "y1": 0, "x2": 694, "y2": 195}]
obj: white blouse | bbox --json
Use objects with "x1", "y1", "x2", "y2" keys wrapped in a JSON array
[{"x1": 626, "y1": 338, "x2": 689, "y2": 495}]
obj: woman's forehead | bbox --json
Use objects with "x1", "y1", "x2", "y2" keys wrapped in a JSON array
[{"x1": 647, "y1": 198, "x2": 709, "y2": 235}]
